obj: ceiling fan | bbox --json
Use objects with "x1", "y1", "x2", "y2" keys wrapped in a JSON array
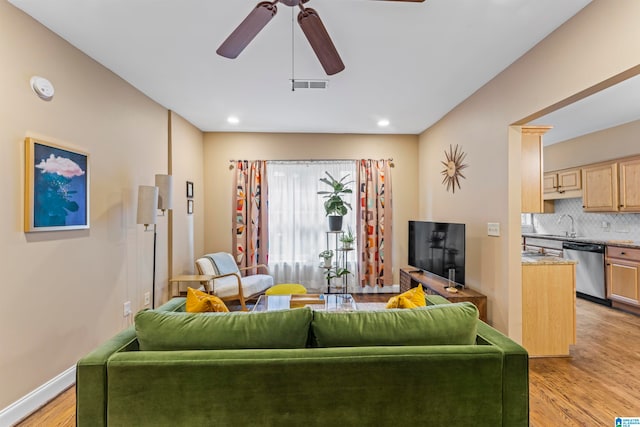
[{"x1": 216, "y1": 0, "x2": 424, "y2": 76}]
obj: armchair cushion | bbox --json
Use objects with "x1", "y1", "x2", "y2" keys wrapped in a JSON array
[{"x1": 208, "y1": 252, "x2": 240, "y2": 275}]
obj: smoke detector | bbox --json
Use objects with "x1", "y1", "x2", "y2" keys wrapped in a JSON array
[{"x1": 30, "y1": 76, "x2": 55, "y2": 101}]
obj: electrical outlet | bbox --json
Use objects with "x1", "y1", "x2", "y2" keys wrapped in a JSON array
[
  {"x1": 487, "y1": 222, "x2": 500, "y2": 237},
  {"x1": 123, "y1": 301, "x2": 132, "y2": 317},
  {"x1": 144, "y1": 292, "x2": 151, "y2": 306}
]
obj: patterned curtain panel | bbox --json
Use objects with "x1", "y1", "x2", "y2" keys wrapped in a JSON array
[
  {"x1": 357, "y1": 159, "x2": 393, "y2": 287},
  {"x1": 233, "y1": 160, "x2": 268, "y2": 274}
]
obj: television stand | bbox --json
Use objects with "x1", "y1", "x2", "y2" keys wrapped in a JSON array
[{"x1": 400, "y1": 267, "x2": 487, "y2": 322}]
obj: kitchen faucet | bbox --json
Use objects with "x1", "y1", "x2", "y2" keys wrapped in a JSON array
[{"x1": 557, "y1": 214, "x2": 576, "y2": 238}]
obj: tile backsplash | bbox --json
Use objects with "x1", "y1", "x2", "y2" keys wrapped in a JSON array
[{"x1": 529, "y1": 198, "x2": 640, "y2": 242}]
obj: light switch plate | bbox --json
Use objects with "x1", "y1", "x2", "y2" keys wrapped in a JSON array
[{"x1": 487, "y1": 222, "x2": 500, "y2": 237}]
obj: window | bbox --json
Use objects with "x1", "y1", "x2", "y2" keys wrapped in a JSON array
[{"x1": 267, "y1": 161, "x2": 356, "y2": 291}]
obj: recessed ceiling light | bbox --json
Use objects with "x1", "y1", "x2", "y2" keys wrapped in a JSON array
[
  {"x1": 227, "y1": 116, "x2": 239, "y2": 124},
  {"x1": 377, "y1": 119, "x2": 390, "y2": 127}
]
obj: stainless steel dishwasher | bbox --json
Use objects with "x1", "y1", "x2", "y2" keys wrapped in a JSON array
[{"x1": 562, "y1": 241, "x2": 610, "y2": 305}]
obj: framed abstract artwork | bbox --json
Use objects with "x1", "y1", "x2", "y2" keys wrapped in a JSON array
[
  {"x1": 24, "y1": 137, "x2": 90, "y2": 232},
  {"x1": 187, "y1": 199, "x2": 194, "y2": 215}
]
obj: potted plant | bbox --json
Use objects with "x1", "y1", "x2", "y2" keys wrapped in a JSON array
[
  {"x1": 319, "y1": 249, "x2": 334, "y2": 268},
  {"x1": 325, "y1": 267, "x2": 351, "y2": 288},
  {"x1": 317, "y1": 171, "x2": 353, "y2": 231},
  {"x1": 339, "y1": 226, "x2": 356, "y2": 250}
]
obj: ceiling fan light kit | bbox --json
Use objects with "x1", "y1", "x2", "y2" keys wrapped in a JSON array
[{"x1": 217, "y1": 0, "x2": 424, "y2": 76}]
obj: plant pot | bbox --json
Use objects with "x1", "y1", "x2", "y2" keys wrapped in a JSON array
[
  {"x1": 323, "y1": 258, "x2": 332, "y2": 268},
  {"x1": 341, "y1": 242, "x2": 353, "y2": 250},
  {"x1": 328, "y1": 215, "x2": 343, "y2": 232}
]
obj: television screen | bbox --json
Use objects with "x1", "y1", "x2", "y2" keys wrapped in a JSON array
[{"x1": 408, "y1": 221, "x2": 466, "y2": 285}]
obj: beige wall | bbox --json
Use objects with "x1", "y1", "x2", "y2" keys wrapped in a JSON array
[
  {"x1": 0, "y1": 2, "x2": 200, "y2": 409},
  {"x1": 170, "y1": 111, "x2": 205, "y2": 278},
  {"x1": 544, "y1": 118, "x2": 640, "y2": 171},
  {"x1": 418, "y1": 0, "x2": 640, "y2": 338},
  {"x1": 202, "y1": 133, "x2": 419, "y2": 284}
]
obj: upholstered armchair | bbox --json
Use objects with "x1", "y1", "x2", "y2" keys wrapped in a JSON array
[{"x1": 195, "y1": 252, "x2": 273, "y2": 311}]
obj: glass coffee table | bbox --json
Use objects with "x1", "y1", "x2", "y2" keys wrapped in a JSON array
[{"x1": 252, "y1": 294, "x2": 358, "y2": 312}]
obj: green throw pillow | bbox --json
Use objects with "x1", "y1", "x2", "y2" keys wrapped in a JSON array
[
  {"x1": 135, "y1": 307, "x2": 312, "y2": 351},
  {"x1": 312, "y1": 302, "x2": 478, "y2": 348}
]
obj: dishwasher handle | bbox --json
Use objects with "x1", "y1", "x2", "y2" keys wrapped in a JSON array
[{"x1": 562, "y1": 241, "x2": 605, "y2": 254}]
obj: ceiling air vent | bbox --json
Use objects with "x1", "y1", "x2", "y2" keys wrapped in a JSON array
[{"x1": 291, "y1": 79, "x2": 329, "y2": 91}]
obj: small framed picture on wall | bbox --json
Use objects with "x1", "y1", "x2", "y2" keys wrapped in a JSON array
[
  {"x1": 186, "y1": 181, "x2": 194, "y2": 198},
  {"x1": 187, "y1": 199, "x2": 194, "y2": 215}
]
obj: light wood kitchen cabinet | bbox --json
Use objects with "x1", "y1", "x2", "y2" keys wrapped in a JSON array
[
  {"x1": 582, "y1": 161, "x2": 618, "y2": 212},
  {"x1": 543, "y1": 172, "x2": 557, "y2": 193},
  {"x1": 607, "y1": 246, "x2": 640, "y2": 313},
  {"x1": 544, "y1": 168, "x2": 582, "y2": 199},
  {"x1": 619, "y1": 157, "x2": 640, "y2": 212},
  {"x1": 522, "y1": 261, "x2": 576, "y2": 357},
  {"x1": 521, "y1": 126, "x2": 551, "y2": 213}
]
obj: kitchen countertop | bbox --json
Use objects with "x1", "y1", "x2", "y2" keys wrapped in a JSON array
[
  {"x1": 522, "y1": 233, "x2": 640, "y2": 249},
  {"x1": 521, "y1": 252, "x2": 578, "y2": 265}
]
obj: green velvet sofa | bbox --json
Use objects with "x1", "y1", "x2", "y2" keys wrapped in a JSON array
[{"x1": 76, "y1": 295, "x2": 528, "y2": 426}]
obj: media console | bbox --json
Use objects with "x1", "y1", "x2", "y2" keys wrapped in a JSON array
[{"x1": 400, "y1": 267, "x2": 487, "y2": 322}]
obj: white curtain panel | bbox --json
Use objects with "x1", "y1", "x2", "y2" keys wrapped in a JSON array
[{"x1": 267, "y1": 160, "x2": 357, "y2": 292}]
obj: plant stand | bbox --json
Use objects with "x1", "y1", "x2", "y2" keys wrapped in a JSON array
[{"x1": 322, "y1": 231, "x2": 353, "y2": 294}]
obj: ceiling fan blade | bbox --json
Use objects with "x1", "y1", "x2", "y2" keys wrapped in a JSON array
[
  {"x1": 217, "y1": 2, "x2": 277, "y2": 59},
  {"x1": 298, "y1": 8, "x2": 345, "y2": 76}
]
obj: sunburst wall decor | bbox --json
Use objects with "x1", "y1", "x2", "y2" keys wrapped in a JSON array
[{"x1": 440, "y1": 144, "x2": 468, "y2": 193}]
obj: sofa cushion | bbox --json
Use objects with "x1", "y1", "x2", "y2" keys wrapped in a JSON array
[
  {"x1": 312, "y1": 302, "x2": 478, "y2": 348},
  {"x1": 135, "y1": 307, "x2": 312, "y2": 351},
  {"x1": 186, "y1": 287, "x2": 229, "y2": 313}
]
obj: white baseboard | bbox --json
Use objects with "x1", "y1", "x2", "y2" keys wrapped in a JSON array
[{"x1": 0, "y1": 365, "x2": 75, "y2": 426}]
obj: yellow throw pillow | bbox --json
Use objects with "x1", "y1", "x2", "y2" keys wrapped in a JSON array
[
  {"x1": 400, "y1": 284, "x2": 427, "y2": 307},
  {"x1": 186, "y1": 287, "x2": 229, "y2": 313},
  {"x1": 385, "y1": 295, "x2": 419, "y2": 309},
  {"x1": 386, "y1": 284, "x2": 426, "y2": 309}
]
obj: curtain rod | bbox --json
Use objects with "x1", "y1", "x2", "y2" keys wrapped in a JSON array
[{"x1": 228, "y1": 159, "x2": 395, "y2": 169}]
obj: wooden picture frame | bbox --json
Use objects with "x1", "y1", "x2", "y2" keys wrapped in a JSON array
[
  {"x1": 24, "y1": 137, "x2": 90, "y2": 232},
  {"x1": 186, "y1": 181, "x2": 194, "y2": 198},
  {"x1": 187, "y1": 199, "x2": 194, "y2": 215}
]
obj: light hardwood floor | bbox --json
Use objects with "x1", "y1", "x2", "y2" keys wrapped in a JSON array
[{"x1": 16, "y1": 296, "x2": 640, "y2": 426}]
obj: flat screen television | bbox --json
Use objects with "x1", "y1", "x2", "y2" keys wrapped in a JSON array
[{"x1": 408, "y1": 220, "x2": 466, "y2": 286}]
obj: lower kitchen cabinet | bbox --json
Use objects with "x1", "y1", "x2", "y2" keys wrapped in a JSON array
[
  {"x1": 522, "y1": 261, "x2": 576, "y2": 357},
  {"x1": 607, "y1": 246, "x2": 640, "y2": 313}
]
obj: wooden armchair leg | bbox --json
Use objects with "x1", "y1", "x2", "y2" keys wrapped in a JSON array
[{"x1": 239, "y1": 296, "x2": 248, "y2": 312}]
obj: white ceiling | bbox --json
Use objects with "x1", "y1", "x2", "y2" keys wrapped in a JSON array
[
  {"x1": 9, "y1": 0, "x2": 592, "y2": 134},
  {"x1": 531, "y1": 74, "x2": 640, "y2": 146}
]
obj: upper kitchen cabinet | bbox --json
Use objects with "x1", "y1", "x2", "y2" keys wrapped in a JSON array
[
  {"x1": 544, "y1": 167, "x2": 582, "y2": 199},
  {"x1": 582, "y1": 155, "x2": 640, "y2": 213},
  {"x1": 619, "y1": 157, "x2": 640, "y2": 212},
  {"x1": 522, "y1": 125, "x2": 552, "y2": 213},
  {"x1": 582, "y1": 161, "x2": 618, "y2": 212}
]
